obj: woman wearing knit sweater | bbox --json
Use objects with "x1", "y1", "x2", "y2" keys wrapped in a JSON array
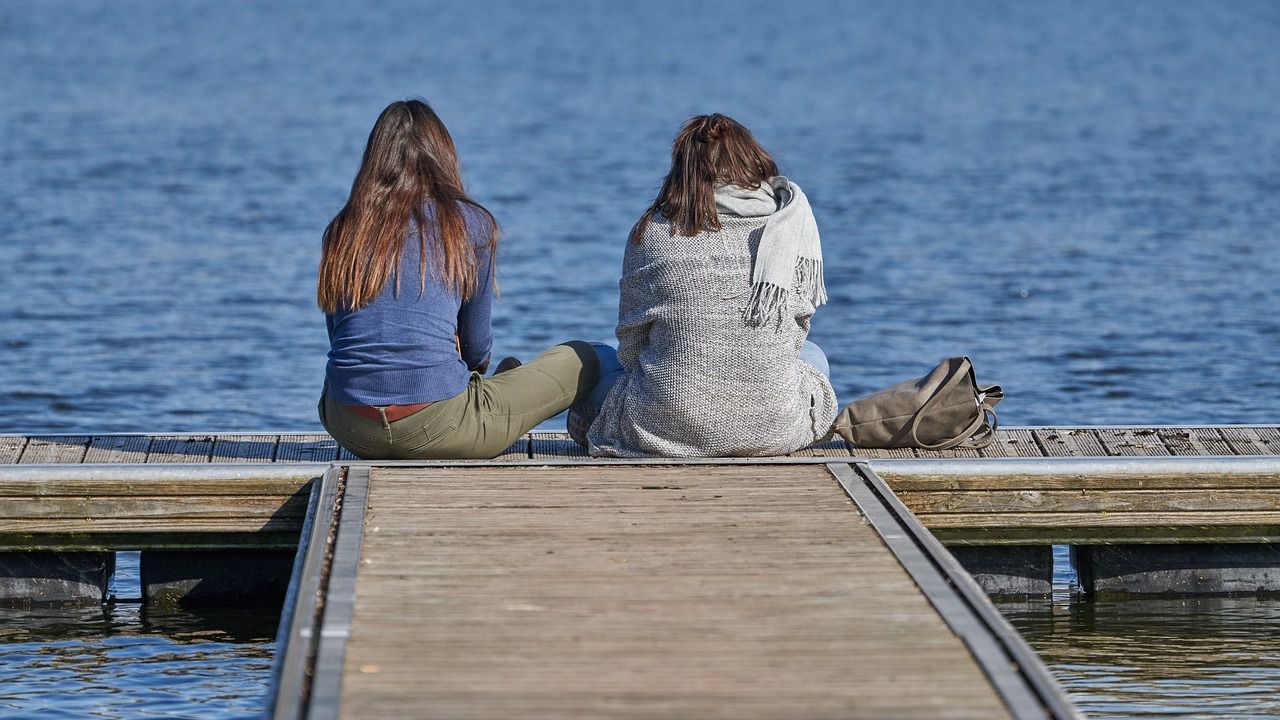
[
  {"x1": 318, "y1": 100, "x2": 598, "y2": 459},
  {"x1": 572, "y1": 114, "x2": 838, "y2": 457}
]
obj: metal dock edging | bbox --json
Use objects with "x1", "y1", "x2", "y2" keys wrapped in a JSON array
[
  {"x1": 865, "y1": 455, "x2": 1280, "y2": 480},
  {"x1": 828, "y1": 462, "x2": 1080, "y2": 720},
  {"x1": 268, "y1": 465, "x2": 345, "y2": 720},
  {"x1": 306, "y1": 465, "x2": 369, "y2": 720}
]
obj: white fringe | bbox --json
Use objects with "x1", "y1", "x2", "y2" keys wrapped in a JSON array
[
  {"x1": 795, "y1": 257, "x2": 827, "y2": 307},
  {"x1": 742, "y1": 258, "x2": 826, "y2": 331},
  {"x1": 742, "y1": 282, "x2": 788, "y2": 329}
]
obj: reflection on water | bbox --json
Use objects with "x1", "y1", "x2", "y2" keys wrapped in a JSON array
[
  {"x1": 0, "y1": 603, "x2": 277, "y2": 720},
  {"x1": 999, "y1": 597, "x2": 1280, "y2": 719}
]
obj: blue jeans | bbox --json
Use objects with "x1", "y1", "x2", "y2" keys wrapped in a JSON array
[
  {"x1": 798, "y1": 340, "x2": 831, "y2": 379},
  {"x1": 567, "y1": 341, "x2": 832, "y2": 447}
]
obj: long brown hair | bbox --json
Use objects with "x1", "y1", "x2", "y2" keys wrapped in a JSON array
[
  {"x1": 631, "y1": 114, "x2": 778, "y2": 242},
  {"x1": 317, "y1": 100, "x2": 497, "y2": 313}
]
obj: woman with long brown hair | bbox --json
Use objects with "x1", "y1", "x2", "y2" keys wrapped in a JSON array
[
  {"x1": 570, "y1": 114, "x2": 837, "y2": 456},
  {"x1": 318, "y1": 100, "x2": 598, "y2": 459}
]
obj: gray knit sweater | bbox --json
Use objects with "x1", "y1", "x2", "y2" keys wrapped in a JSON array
[{"x1": 587, "y1": 214, "x2": 838, "y2": 457}]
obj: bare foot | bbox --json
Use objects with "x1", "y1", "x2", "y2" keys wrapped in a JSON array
[{"x1": 494, "y1": 356, "x2": 522, "y2": 374}]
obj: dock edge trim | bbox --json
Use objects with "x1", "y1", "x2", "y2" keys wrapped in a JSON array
[
  {"x1": 828, "y1": 461, "x2": 1081, "y2": 720},
  {"x1": 267, "y1": 461, "x2": 350, "y2": 712}
]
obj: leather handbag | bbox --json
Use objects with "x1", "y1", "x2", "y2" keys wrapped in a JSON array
[{"x1": 830, "y1": 356, "x2": 1002, "y2": 450}]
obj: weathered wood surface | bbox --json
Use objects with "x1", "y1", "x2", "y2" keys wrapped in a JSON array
[
  {"x1": 5, "y1": 426, "x2": 1278, "y2": 465},
  {"x1": 0, "y1": 469, "x2": 313, "y2": 551},
  {"x1": 0, "y1": 437, "x2": 28, "y2": 463},
  {"x1": 884, "y1": 454, "x2": 1280, "y2": 545},
  {"x1": 17, "y1": 436, "x2": 89, "y2": 464},
  {"x1": 4, "y1": 427, "x2": 1278, "y2": 548},
  {"x1": 336, "y1": 465, "x2": 1014, "y2": 719}
]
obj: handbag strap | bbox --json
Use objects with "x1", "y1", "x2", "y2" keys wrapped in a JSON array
[
  {"x1": 910, "y1": 406, "x2": 988, "y2": 451},
  {"x1": 906, "y1": 360, "x2": 979, "y2": 451},
  {"x1": 906, "y1": 361, "x2": 1003, "y2": 451},
  {"x1": 965, "y1": 405, "x2": 1000, "y2": 449}
]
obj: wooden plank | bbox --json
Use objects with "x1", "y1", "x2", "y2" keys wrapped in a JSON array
[
  {"x1": 85, "y1": 435, "x2": 151, "y2": 463},
  {"x1": 789, "y1": 438, "x2": 852, "y2": 457},
  {"x1": 979, "y1": 429, "x2": 1043, "y2": 458},
  {"x1": 18, "y1": 436, "x2": 90, "y2": 464},
  {"x1": 919, "y1": 510, "x2": 1280, "y2": 529},
  {"x1": 1095, "y1": 427, "x2": 1171, "y2": 456},
  {"x1": 851, "y1": 446, "x2": 918, "y2": 459},
  {"x1": 921, "y1": 443, "x2": 982, "y2": 459},
  {"x1": 0, "y1": 437, "x2": 27, "y2": 464},
  {"x1": 1156, "y1": 427, "x2": 1234, "y2": 456},
  {"x1": 1253, "y1": 426, "x2": 1280, "y2": 456},
  {"x1": 884, "y1": 472, "x2": 1280, "y2": 492},
  {"x1": 0, "y1": 516, "x2": 304, "y2": 534},
  {"x1": 900, "y1": 489, "x2": 1280, "y2": 514},
  {"x1": 529, "y1": 431, "x2": 588, "y2": 459},
  {"x1": 337, "y1": 465, "x2": 1012, "y2": 719},
  {"x1": 0, "y1": 495, "x2": 307, "y2": 520},
  {"x1": 276, "y1": 434, "x2": 340, "y2": 462},
  {"x1": 0, "y1": 477, "x2": 308, "y2": 497},
  {"x1": 1220, "y1": 427, "x2": 1272, "y2": 455},
  {"x1": 146, "y1": 435, "x2": 214, "y2": 463},
  {"x1": 210, "y1": 434, "x2": 278, "y2": 463},
  {"x1": 1033, "y1": 428, "x2": 1107, "y2": 457}
]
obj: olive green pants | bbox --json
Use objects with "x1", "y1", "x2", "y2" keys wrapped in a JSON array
[{"x1": 319, "y1": 341, "x2": 599, "y2": 460}]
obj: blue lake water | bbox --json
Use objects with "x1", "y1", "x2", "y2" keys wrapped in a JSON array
[{"x1": 2, "y1": 1, "x2": 1279, "y2": 717}]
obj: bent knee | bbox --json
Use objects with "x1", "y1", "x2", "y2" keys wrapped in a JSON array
[{"x1": 532, "y1": 340, "x2": 601, "y2": 397}]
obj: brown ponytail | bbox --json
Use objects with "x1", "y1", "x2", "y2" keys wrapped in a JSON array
[{"x1": 632, "y1": 114, "x2": 778, "y2": 242}]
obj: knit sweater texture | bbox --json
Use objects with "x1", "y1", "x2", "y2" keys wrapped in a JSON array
[
  {"x1": 587, "y1": 214, "x2": 838, "y2": 457},
  {"x1": 324, "y1": 201, "x2": 494, "y2": 406}
]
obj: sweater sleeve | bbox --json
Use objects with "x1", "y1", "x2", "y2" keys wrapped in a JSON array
[
  {"x1": 614, "y1": 238, "x2": 657, "y2": 371},
  {"x1": 457, "y1": 226, "x2": 495, "y2": 372}
]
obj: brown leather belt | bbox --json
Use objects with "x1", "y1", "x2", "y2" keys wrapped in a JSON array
[{"x1": 344, "y1": 402, "x2": 432, "y2": 423}]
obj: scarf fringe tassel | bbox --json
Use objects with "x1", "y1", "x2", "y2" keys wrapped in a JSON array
[
  {"x1": 795, "y1": 257, "x2": 827, "y2": 307},
  {"x1": 742, "y1": 259, "x2": 827, "y2": 331}
]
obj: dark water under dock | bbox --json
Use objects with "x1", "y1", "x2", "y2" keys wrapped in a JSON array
[{"x1": 0, "y1": 554, "x2": 277, "y2": 719}]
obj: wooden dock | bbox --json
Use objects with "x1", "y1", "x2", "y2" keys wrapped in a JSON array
[
  {"x1": 4, "y1": 426, "x2": 1278, "y2": 552},
  {"x1": 4, "y1": 425, "x2": 1276, "y2": 466},
  {"x1": 4, "y1": 425, "x2": 1280, "y2": 714},
  {"x1": 270, "y1": 462, "x2": 1075, "y2": 719}
]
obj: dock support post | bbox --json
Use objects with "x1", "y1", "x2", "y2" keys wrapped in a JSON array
[
  {"x1": 1076, "y1": 544, "x2": 1280, "y2": 597},
  {"x1": 141, "y1": 549, "x2": 296, "y2": 605},
  {"x1": 948, "y1": 546, "x2": 1053, "y2": 597},
  {"x1": 0, "y1": 552, "x2": 114, "y2": 607}
]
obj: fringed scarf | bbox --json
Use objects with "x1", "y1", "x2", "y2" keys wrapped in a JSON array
[{"x1": 714, "y1": 176, "x2": 827, "y2": 330}]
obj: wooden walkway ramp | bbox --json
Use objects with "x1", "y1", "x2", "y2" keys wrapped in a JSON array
[{"x1": 271, "y1": 462, "x2": 1076, "y2": 719}]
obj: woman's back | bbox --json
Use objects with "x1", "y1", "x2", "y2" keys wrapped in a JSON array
[
  {"x1": 318, "y1": 99, "x2": 598, "y2": 461},
  {"x1": 588, "y1": 214, "x2": 837, "y2": 457},
  {"x1": 324, "y1": 200, "x2": 494, "y2": 407}
]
